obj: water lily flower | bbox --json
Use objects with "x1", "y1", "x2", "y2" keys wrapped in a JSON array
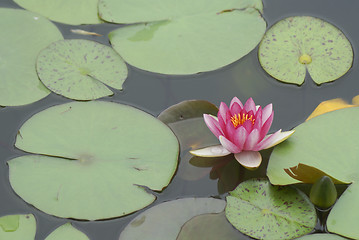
[{"x1": 190, "y1": 97, "x2": 295, "y2": 170}]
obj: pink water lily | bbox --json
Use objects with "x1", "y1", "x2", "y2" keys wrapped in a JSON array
[{"x1": 190, "y1": 97, "x2": 294, "y2": 170}]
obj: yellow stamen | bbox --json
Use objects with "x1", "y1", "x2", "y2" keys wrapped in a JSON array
[{"x1": 230, "y1": 113, "x2": 255, "y2": 128}]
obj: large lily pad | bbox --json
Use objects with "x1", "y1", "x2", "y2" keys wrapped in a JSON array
[
  {"x1": 225, "y1": 179, "x2": 316, "y2": 239},
  {"x1": 36, "y1": 39, "x2": 128, "y2": 100},
  {"x1": 104, "y1": 0, "x2": 266, "y2": 74},
  {"x1": 8, "y1": 101, "x2": 179, "y2": 220},
  {"x1": 45, "y1": 223, "x2": 89, "y2": 240},
  {"x1": 0, "y1": 8, "x2": 63, "y2": 106},
  {"x1": 266, "y1": 107, "x2": 359, "y2": 239},
  {"x1": 119, "y1": 198, "x2": 225, "y2": 240},
  {"x1": 13, "y1": 0, "x2": 101, "y2": 25},
  {"x1": 0, "y1": 214, "x2": 36, "y2": 240},
  {"x1": 258, "y1": 16, "x2": 353, "y2": 85}
]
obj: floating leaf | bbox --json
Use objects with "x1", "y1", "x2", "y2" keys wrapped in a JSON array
[
  {"x1": 306, "y1": 98, "x2": 356, "y2": 121},
  {"x1": 177, "y1": 212, "x2": 246, "y2": 240},
  {"x1": 296, "y1": 233, "x2": 348, "y2": 240},
  {"x1": 13, "y1": 0, "x2": 101, "y2": 25},
  {"x1": 225, "y1": 179, "x2": 316, "y2": 240},
  {"x1": 9, "y1": 101, "x2": 179, "y2": 220},
  {"x1": 0, "y1": 8, "x2": 63, "y2": 106},
  {"x1": 103, "y1": 0, "x2": 266, "y2": 74},
  {"x1": 266, "y1": 107, "x2": 359, "y2": 239},
  {"x1": 158, "y1": 100, "x2": 218, "y2": 124},
  {"x1": 310, "y1": 176, "x2": 337, "y2": 209},
  {"x1": 36, "y1": 39, "x2": 128, "y2": 100},
  {"x1": 119, "y1": 198, "x2": 225, "y2": 240},
  {"x1": 45, "y1": 223, "x2": 89, "y2": 240},
  {"x1": 0, "y1": 214, "x2": 36, "y2": 240},
  {"x1": 258, "y1": 16, "x2": 353, "y2": 85}
]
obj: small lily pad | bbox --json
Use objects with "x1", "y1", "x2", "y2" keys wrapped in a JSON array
[
  {"x1": 104, "y1": 0, "x2": 266, "y2": 74},
  {"x1": 258, "y1": 16, "x2": 353, "y2": 85},
  {"x1": 45, "y1": 223, "x2": 89, "y2": 240},
  {"x1": 36, "y1": 39, "x2": 128, "y2": 100},
  {"x1": 119, "y1": 198, "x2": 225, "y2": 240},
  {"x1": 296, "y1": 233, "x2": 348, "y2": 240},
  {"x1": 0, "y1": 214, "x2": 36, "y2": 240},
  {"x1": 225, "y1": 179, "x2": 316, "y2": 239},
  {"x1": 0, "y1": 8, "x2": 63, "y2": 106},
  {"x1": 9, "y1": 101, "x2": 179, "y2": 220},
  {"x1": 13, "y1": 0, "x2": 101, "y2": 25}
]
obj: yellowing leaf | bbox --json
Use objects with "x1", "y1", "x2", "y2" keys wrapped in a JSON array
[{"x1": 306, "y1": 98, "x2": 355, "y2": 121}]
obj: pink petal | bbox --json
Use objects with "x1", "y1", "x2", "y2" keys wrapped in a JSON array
[
  {"x1": 225, "y1": 120, "x2": 236, "y2": 142},
  {"x1": 253, "y1": 109, "x2": 262, "y2": 130},
  {"x1": 230, "y1": 97, "x2": 243, "y2": 109},
  {"x1": 262, "y1": 103, "x2": 273, "y2": 123},
  {"x1": 243, "y1": 98, "x2": 256, "y2": 113},
  {"x1": 203, "y1": 114, "x2": 223, "y2": 138},
  {"x1": 219, "y1": 136, "x2": 241, "y2": 153},
  {"x1": 243, "y1": 129, "x2": 260, "y2": 150},
  {"x1": 218, "y1": 102, "x2": 230, "y2": 123},
  {"x1": 255, "y1": 130, "x2": 295, "y2": 150},
  {"x1": 218, "y1": 114, "x2": 226, "y2": 134},
  {"x1": 243, "y1": 119, "x2": 254, "y2": 133},
  {"x1": 190, "y1": 145, "x2": 231, "y2": 157},
  {"x1": 233, "y1": 126, "x2": 248, "y2": 150},
  {"x1": 259, "y1": 112, "x2": 273, "y2": 141},
  {"x1": 230, "y1": 102, "x2": 242, "y2": 116},
  {"x1": 234, "y1": 151, "x2": 262, "y2": 170}
]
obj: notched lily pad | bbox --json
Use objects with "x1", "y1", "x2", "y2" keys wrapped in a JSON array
[
  {"x1": 225, "y1": 179, "x2": 316, "y2": 240},
  {"x1": 9, "y1": 101, "x2": 179, "y2": 220},
  {"x1": 45, "y1": 223, "x2": 89, "y2": 240},
  {"x1": 13, "y1": 0, "x2": 101, "y2": 25},
  {"x1": 258, "y1": 16, "x2": 353, "y2": 85},
  {"x1": 36, "y1": 39, "x2": 128, "y2": 100},
  {"x1": 0, "y1": 214, "x2": 36, "y2": 239},
  {"x1": 119, "y1": 198, "x2": 225, "y2": 240},
  {"x1": 105, "y1": 0, "x2": 266, "y2": 74}
]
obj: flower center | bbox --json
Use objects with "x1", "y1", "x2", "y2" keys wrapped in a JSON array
[{"x1": 230, "y1": 113, "x2": 255, "y2": 128}]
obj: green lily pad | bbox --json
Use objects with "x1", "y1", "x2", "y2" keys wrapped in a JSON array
[
  {"x1": 36, "y1": 39, "x2": 128, "y2": 100},
  {"x1": 0, "y1": 214, "x2": 36, "y2": 240},
  {"x1": 45, "y1": 223, "x2": 89, "y2": 240},
  {"x1": 296, "y1": 233, "x2": 348, "y2": 240},
  {"x1": 104, "y1": 0, "x2": 266, "y2": 74},
  {"x1": 225, "y1": 179, "x2": 316, "y2": 240},
  {"x1": 266, "y1": 107, "x2": 359, "y2": 239},
  {"x1": 0, "y1": 8, "x2": 63, "y2": 106},
  {"x1": 8, "y1": 101, "x2": 179, "y2": 220},
  {"x1": 258, "y1": 16, "x2": 353, "y2": 85},
  {"x1": 13, "y1": 0, "x2": 101, "y2": 25},
  {"x1": 119, "y1": 198, "x2": 225, "y2": 240},
  {"x1": 177, "y1": 212, "x2": 246, "y2": 240}
]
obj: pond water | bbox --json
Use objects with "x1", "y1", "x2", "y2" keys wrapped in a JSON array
[{"x1": 0, "y1": 0, "x2": 358, "y2": 239}]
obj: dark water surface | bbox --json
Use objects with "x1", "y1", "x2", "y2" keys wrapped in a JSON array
[{"x1": 0, "y1": 0, "x2": 358, "y2": 239}]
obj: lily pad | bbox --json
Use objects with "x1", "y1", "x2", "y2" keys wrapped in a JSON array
[
  {"x1": 0, "y1": 214, "x2": 36, "y2": 240},
  {"x1": 13, "y1": 0, "x2": 101, "y2": 25},
  {"x1": 266, "y1": 107, "x2": 359, "y2": 239},
  {"x1": 45, "y1": 223, "x2": 89, "y2": 240},
  {"x1": 258, "y1": 16, "x2": 353, "y2": 85},
  {"x1": 225, "y1": 179, "x2": 316, "y2": 239},
  {"x1": 8, "y1": 101, "x2": 179, "y2": 220},
  {"x1": 119, "y1": 198, "x2": 225, "y2": 240},
  {"x1": 177, "y1": 212, "x2": 246, "y2": 240},
  {"x1": 0, "y1": 8, "x2": 63, "y2": 106},
  {"x1": 36, "y1": 39, "x2": 128, "y2": 100},
  {"x1": 296, "y1": 233, "x2": 348, "y2": 240},
  {"x1": 104, "y1": 0, "x2": 266, "y2": 74}
]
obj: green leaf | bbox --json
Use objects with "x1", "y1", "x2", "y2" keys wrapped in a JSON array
[
  {"x1": 177, "y1": 212, "x2": 246, "y2": 240},
  {"x1": 13, "y1": 0, "x2": 101, "y2": 25},
  {"x1": 310, "y1": 176, "x2": 337, "y2": 209},
  {"x1": 296, "y1": 233, "x2": 348, "y2": 240},
  {"x1": 225, "y1": 179, "x2": 316, "y2": 240},
  {"x1": 119, "y1": 198, "x2": 225, "y2": 240},
  {"x1": 267, "y1": 107, "x2": 359, "y2": 239},
  {"x1": 8, "y1": 101, "x2": 179, "y2": 220},
  {"x1": 0, "y1": 8, "x2": 63, "y2": 106},
  {"x1": 258, "y1": 16, "x2": 353, "y2": 85},
  {"x1": 36, "y1": 39, "x2": 128, "y2": 100},
  {"x1": 45, "y1": 223, "x2": 89, "y2": 240},
  {"x1": 104, "y1": 0, "x2": 266, "y2": 74},
  {"x1": 0, "y1": 214, "x2": 36, "y2": 240}
]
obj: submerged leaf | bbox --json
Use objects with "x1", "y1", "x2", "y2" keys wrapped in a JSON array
[
  {"x1": 0, "y1": 214, "x2": 36, "y2": 240},
  {"x1": 36, "y1": 39, "x2": 128, "y2": 100},
  {"x1": 225, "y1": 179, "x2": 316, "y2": 240},
  {"x1": 259, "y1": 16, "x2": 353, "y2": 85},
  {"x1": 45, "y1": 223, "x2": 89, "y2": 240},
  {"x1": 104, "y1": 0, "x2": 266, "y2": 74},
  {"x1": 9, "y1": 101, "x2": 179, "y2": 220}
]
